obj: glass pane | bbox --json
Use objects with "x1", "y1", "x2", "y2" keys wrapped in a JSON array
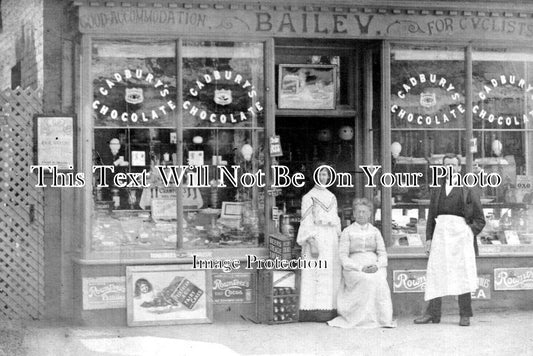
[
  {"x1": 391, "y1": 130, "x2": 466, "y2": 203},
  {"x1": 92, "y1": 41, "x2": 177, "y2": 128},
  {"x1": 472, "y1": 49, "x2": 533, "y2": 130},
  {"x1": 391, "y1": 45, "x2": 466, "y2": 129},
  {"x1": 181, "y1": 128, "x2": 265, "y2": 248},
  {"x1": 471, "y1": 49, "x2": 533, "y2": 248},
  {"x1": 182, "y1": 41, "x2": 264, "y2": 128},
  {"x1": 388, "y1": 130, "x2": 466, "y2": 248},
  {"x1": 472, "y1": 130, "x2": 533, "y2": 246},
  {"x1": 390, "y1": 207, "x2": 428, "y2": 248},
  {"x1": 92, "y1": 128, "x2": 178, "y2": 251},
  {"x1": 389, "y1": 45, "x2": 467, "y2": 250}
]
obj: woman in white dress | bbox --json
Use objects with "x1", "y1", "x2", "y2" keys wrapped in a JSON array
[
  {"x1": 328, "y1": 198, "x2": 396, "y2": 328},
  {"x1": 297, "y1": 166, "x2": 341, "y2": 322}
]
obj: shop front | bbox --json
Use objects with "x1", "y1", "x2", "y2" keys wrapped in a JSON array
[{"x1": 68, "y1": 0, "x2": 533, "y2": 325}]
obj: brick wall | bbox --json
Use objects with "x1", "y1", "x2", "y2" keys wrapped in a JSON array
[{"x1": 0, "y1": 0, "x2": 44, "y2": 91}]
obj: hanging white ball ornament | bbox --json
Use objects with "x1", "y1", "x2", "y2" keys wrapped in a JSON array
[
  {"x1": 241, "y1": 144, "x2": 253, "y2": 161},
  {"x1": 391, "y1": 142, "x2": 402, "y2": 159}
]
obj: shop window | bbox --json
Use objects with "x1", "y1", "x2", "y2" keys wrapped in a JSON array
[
  {"x1": 472, "y1": 49, "x2": 533, "y2": 248},
  {"x1": 388, "y1": 45, "x2": 466, "y2": 248},
  {"x1": 91, "y1": 40, "x2": 177, "y2": 252},
  {"x1": 182, "y1": 41, "x2": 265, "y2": 248},
  {"x1": 182, "y1": 41, "x2": 264, "y2": 128},
  {"x1": 92, "y1": 41, "x2": 177, "y2": 128},
  {"x1": 390, "y1": 46, "x2": 466, "y2": 130},
  {"x1": 387, "y1": 45, "x2": 533, "y2": 251},
  {"x1": 90, "y1": 40, "x2": 266, "y2": 254},
  {"x1": 181, "y1": 128, "x2": 265, "y2": 248}
]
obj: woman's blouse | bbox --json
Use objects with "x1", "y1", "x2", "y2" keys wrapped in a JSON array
[
  {"x1": 339, "y1": 222, "x2": 387, "y2": 271},
  {"x1": 297, "y1": 186, "x2": 341, "y2": 245}
]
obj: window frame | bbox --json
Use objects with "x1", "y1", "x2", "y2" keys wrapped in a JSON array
[
  {"x1": 385, "y1": 41, "x2": 533, "y2": 255},
  {"x1": 80, "y1": 34, "x2": 274, "y2": 261}
]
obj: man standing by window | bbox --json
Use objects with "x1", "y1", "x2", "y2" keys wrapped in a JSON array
[{"x1": 414, "y1": 154, "x2": 485, "y2": 326}]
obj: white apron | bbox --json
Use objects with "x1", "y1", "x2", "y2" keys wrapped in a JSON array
[{"x1": 424, "y1": 215, "x2": 478, "y2": 301}]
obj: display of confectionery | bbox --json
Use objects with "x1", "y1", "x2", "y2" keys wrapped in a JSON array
[{"x1": 92, "y1": 198, "x2": 261, "y2": 250}]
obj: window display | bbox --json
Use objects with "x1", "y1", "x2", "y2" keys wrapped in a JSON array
[
  {"x1": 182, "y1": 41, "x2": 266, "y2": 248},
  {"x1": 92, "y1": 128, "x2": 178, "y2": 251},
  {"x1": 90, "y1": 40, "x2": 266, "y2": 254},
  {"x1": 387, "y1": 45, "x2": 533, "y2": 250},
  {"x1": 472, "y1": 49, "x2": 533, "y2": 247},
  {"x1": 389, "y1": 45, "x2": 466, "y2": 247},
  {"x1": 86, "y1": 40, "x2": 533, "y2": 256},
  {"x1": 181, "y1": 128, "x2": 265, "y2": 248}
]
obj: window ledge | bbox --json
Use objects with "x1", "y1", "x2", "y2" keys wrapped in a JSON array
[
  {"x1": 73, "y1": 247, "x2": 269, "y2": 265},
  {"x1": 388, "y1": 246, "x2": 533, "y2": 259}
]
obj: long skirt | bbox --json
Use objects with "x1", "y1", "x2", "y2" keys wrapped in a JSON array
[
  {"x1": 425, "y1": 215, "x2": 478, "y2": 301},
  {"x1": 299, "y1": 225, "x2": 340, "y2": 321},
  {"x1": 328, "y1": 252, "x2": 395, "y2": 328}
]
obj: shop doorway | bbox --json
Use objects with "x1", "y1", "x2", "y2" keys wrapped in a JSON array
[
  {"x1": 0, "y1": 87, "x2": 45, "y2": 319},
  {"x1": 274, "y1": 39, "x2": 381, "y2": 227}
]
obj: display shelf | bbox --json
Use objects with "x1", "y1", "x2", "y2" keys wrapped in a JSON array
[
  {"x1": 276, "y1": 108, "x2": 357, "y2": 118},
  {"x1": 392, "y1": 202, "x2": 528, "y2": 209},
  {"x1": 75, "y1": 246, "x2": 269, "y2": 264},
  {"x1": 392, "y1": 203, "x2": 429, "y2": 208},
  {"x1": 482, "y1": 202, "x2": 528, "y2": 209}
]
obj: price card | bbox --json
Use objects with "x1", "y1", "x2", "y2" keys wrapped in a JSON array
[
  {"x1": 131, "y1": 151, "x2": 146, "y2": 166},
  {"x1": 406, "y1": 233, "x2": 423, "y2": 246},
  {"x1": 516, "y1": 175, "x2": 533, "y2": 190},
  {"x1": 188, "y1": 151, "x2": 204, "y2": 166},
  {"x1": 269, "y1": 135, "x2": 283, "y2": 157},
  {"x1": 470, "y1": 138, "x2": 478, "y2": 153}
]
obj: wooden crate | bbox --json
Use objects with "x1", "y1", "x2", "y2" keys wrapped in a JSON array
[{"x1": 251, "y1": 269, "x2": 300, "y2": 324}]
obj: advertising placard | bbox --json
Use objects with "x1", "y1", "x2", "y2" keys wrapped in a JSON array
[
  {"x1": 494, "y1": 268, "x2": 533, "y2": 290},
  {"x1": 35, "y1": 116, "x2": 74, "y2": 170},
  {"x1": 392, "y1": 270, "x2": 426, "y2": 293},
  {"x1": 82, "y1": 277, "x2": 126, "y2": 310},
  {"x1": 212, "y1": 273, "x2": 254, "y2": 303},
  {"x1": 472, "y1": 274, "x2": 491, "y2": 300}
]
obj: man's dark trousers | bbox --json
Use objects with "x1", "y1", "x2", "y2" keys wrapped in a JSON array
[{"x1": 426, "y1": 293, "x2": 473, "y2": 317}]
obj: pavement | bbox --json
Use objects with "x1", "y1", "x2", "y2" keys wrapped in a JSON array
[{"x1": 1, "y1": 311, "x2": 532, "y2": 356}]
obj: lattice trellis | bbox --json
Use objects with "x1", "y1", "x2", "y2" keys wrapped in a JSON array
[{"x1": 0, "y1": 87, "x2": 45, "y2": 320}]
